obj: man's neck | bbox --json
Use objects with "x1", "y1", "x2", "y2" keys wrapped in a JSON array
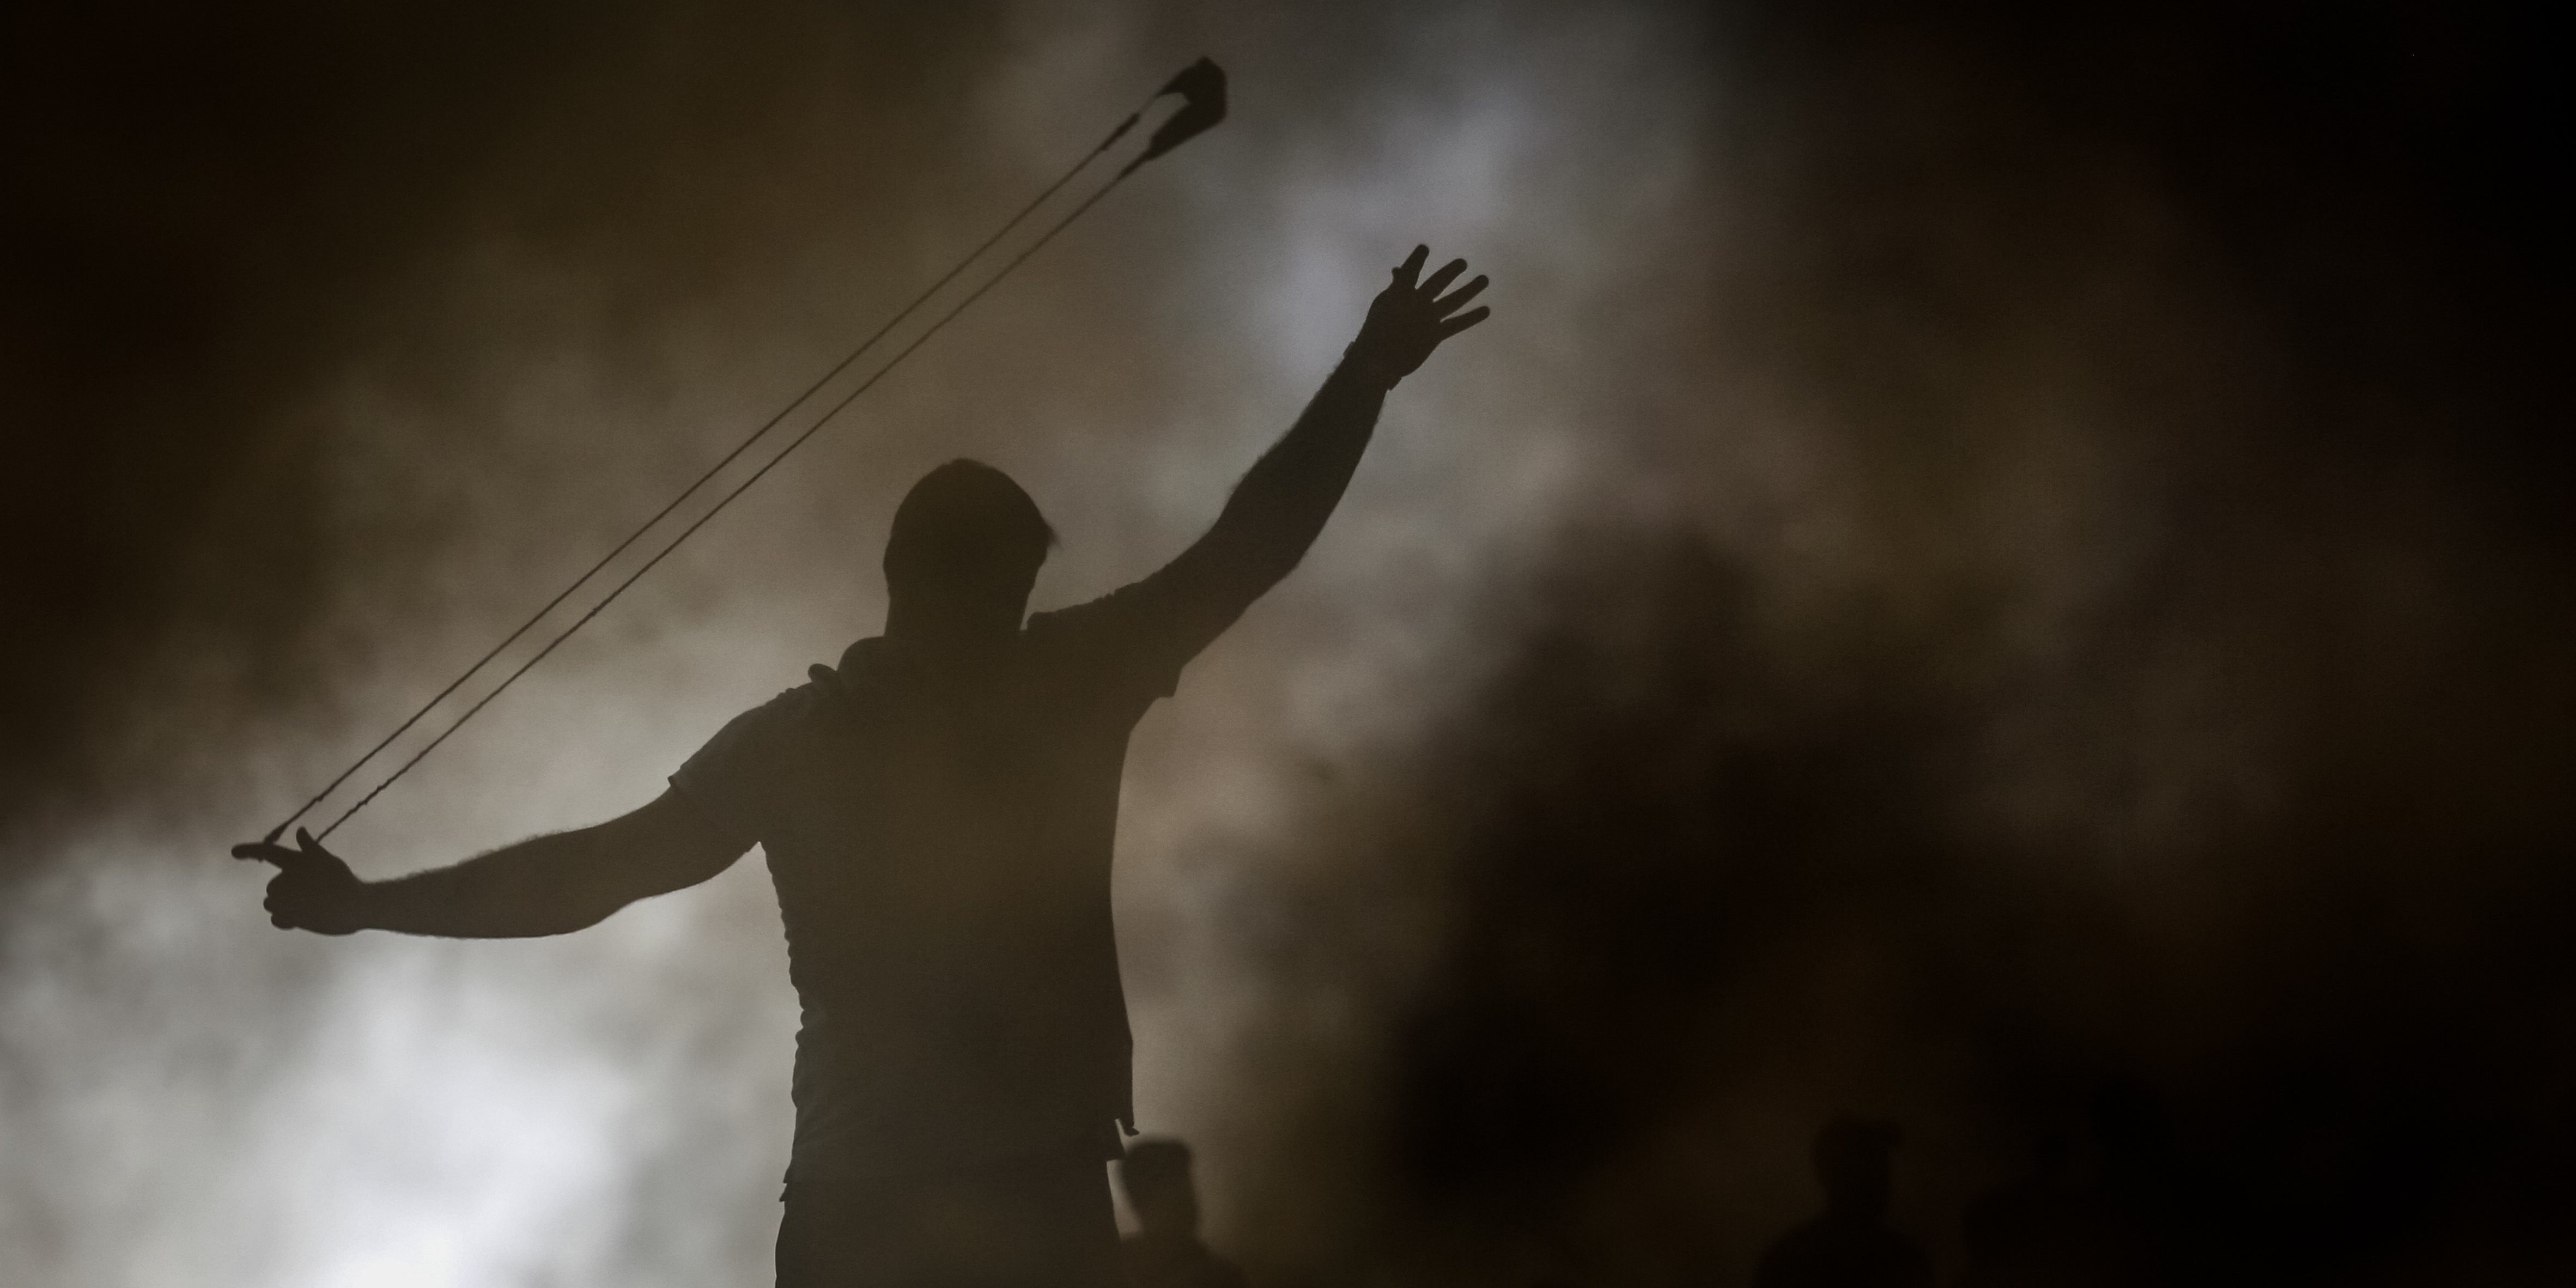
[{"x1": 879, "y1": 621, "x2": 1017, "y2": 678}]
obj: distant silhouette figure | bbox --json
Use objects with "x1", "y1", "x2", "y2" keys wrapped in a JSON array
[
  {"x1": 234, "y1": 245, "x2": 1491, "y2": 1288},
  {"x1": 1953, "y1": 1135, "x2": 2099, "y2": 1287},
  {"x1": 1117, "y1": 1139, "x2": 1245, "y2": 1288},
  {"x1": 1952, "y1": 1110, "x2": 2170, "y2": 1287},
  {"x1": 1753, "y1": 1119, "x2": 1935, "y2": 1288}
]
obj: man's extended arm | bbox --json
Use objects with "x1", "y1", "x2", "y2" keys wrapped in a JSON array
[
  {"x1": 1140, "y1": 246, "x2": 1490, "y2": 635},
  {"x1": 232, "y1": 789, "x2": 745, "y2": 938}
]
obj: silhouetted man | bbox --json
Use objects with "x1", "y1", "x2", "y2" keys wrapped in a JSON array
[
  {"x1": 1955, "y1": 1134, "x2": 2081, "y2": 1287},
  {"x1": 1116, "y1": 1139, "x2": 1243, "y2": 1288},
  {"x1": 236, "y1": 245, "x2": 1490, "y2": 1287},
  {"x1": 1752, "y1": 1119, "x2": 1934, "y2": 1288},
  {"x1": 1954, "y1": 1131, "x2": 2161, "y2": 1287}
]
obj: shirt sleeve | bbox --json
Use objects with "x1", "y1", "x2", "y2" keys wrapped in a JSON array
[
  {"x1": 1028, "y1": 567, "x2": 1239, "y2": 710},
  {"x1": 668, "y1": 686, "x2": 809, "y2": 852}
]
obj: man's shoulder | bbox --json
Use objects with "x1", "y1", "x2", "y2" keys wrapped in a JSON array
[
  {"x1": 670, "y1": 673, "x2": 842, "y2": 847},
  {"x1": 743, "y1": 673, "x2": 840, "y2": 727},
  {"x1": 1026, "y1": 581, "x2": 1200, "y2": 670},
  {"x1": 687, "y1": 675, "x2": 839, "y2": 765},
  {"x1": 1022, "y1": 592, "x2": 1123, "y2": 644}
]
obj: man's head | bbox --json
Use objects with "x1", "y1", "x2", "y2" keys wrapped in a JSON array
[
  {"x1": 1119, "y1": 1139, "x2": 1200, "y2": 1237},
  {"x1": 1812, "y1": 1117, "x2": 1901, "y2": 1222},
  {"x1": 882, "y1": 459, "x2": 1054, "y2": 643}
]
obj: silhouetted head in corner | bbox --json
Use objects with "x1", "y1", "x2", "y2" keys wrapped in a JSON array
[
  {"x1": 1814, "y1": 1118, "x2": 1903, "y2": 1225},
  {"x1": 882, "y1": 459, "x2": 1056, "y2": 652},
  {"x1": 1120, "y1": 1139, "x2": 1202, "y2": 1238},
  {"x1": 1753, "y1": 1118, "x2": 1931, "y2": 1288},
  {"x1": 1119, "y1": 1139, "x2": 1246, "y2": 1288}
]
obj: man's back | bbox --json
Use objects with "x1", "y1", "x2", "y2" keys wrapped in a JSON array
[{"x1": 671, "y1": 586, "x2": 1210, "y2": 1178}]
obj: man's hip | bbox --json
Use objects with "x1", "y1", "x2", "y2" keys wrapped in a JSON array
[{"x1": 776, "y1": 1137, "x2": 1123, "y2": 1288}]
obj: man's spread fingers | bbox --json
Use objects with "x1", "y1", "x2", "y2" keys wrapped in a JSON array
[
  {"x1": 1420, "y1": 258, "x2": 1469, "y2": 296},
  {"x1": 1437, "y1": 305, "x2": 1492, "y2": 339},
  {"x1": 1433, "y1": 275, "x2": 1489, "y2": 314},
  {"x1": 1393, "y1": 244, "x2": 1428, "y2": 287}
]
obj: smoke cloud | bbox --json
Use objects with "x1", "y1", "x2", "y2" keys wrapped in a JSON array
[{"x1": 3, "y1": 2, "x2": 2563, "y2": 1285}]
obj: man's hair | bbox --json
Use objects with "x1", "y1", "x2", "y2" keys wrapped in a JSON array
[
  {"x1": 1813, "y1": 1117, "x2": 1900, "y2": 1187},
  {"x1": 882, "y1": 459, "x2": 1056, "y2": 596}
]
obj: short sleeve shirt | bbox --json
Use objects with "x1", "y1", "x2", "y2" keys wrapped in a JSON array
[{"x1": 671, "y1": 581, "x2": 1219, "y2": 1182}]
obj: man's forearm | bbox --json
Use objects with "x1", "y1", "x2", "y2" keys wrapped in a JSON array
[
  {"x1": 1198, "y1": 355, "x2": 1389, "y2": 591},
  {"x1": 355, "y1": 828, "x2": 621, "y2": 938}
]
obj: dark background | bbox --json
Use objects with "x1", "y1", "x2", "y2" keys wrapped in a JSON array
[{"x1": 3, "y1": 2, "x2": 2566, "y2": 1284}]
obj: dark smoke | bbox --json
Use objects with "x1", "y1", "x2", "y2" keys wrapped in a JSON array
[
  {"x1": 1316, "y1": 525, "x2": 2573, "y2": 1283},
  {"x1": 1199, "y1": 4, "x2": 2572, "y2": 1284}
]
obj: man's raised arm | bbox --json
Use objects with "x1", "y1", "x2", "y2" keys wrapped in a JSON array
[
  {"x1": 231, "y1": 789, "x2": 746, "y2": 938},
  {"x1": 1139, "y1": 245, "x2": 1490, "y2": 634}
]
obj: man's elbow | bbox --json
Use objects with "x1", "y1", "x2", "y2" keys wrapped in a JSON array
[
  {"x1": 1189, "y1": 526, "x2": 1308, "y2": 605},
  {"x1": 522, "y1": 833, "x2": 654, "y2": 934},
  {"x1": 554, "y1": 889, "x2": 631, "y2": 934},
  {"x1": 552, "y1": 855, "x2": 669, "y2": 933}
]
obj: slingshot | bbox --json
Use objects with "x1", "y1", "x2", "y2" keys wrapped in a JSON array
[{"x1": 259, "y1": 58, "x2": 1228, "y2": 845}]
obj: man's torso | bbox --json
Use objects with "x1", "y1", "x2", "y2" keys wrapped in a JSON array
[{"x1": 675, "y1": 595, "x2": 1193, "y2": 1179}]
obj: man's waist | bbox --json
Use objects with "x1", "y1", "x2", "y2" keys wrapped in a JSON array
[
  {"x1": 783, "y1": 1048, "x2": 1132, "y2": 1185},
  {"x1": 789, "y1": 1011, "x2": 1130, "y2": 1109},
  {"x1": 786, "y1": 1113, "x2": 1128, "y2": 1187}
]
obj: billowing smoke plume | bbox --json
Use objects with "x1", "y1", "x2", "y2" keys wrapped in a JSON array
[{"x1": 3, "y1": 2, "x2": 2564, "y2": 1285}]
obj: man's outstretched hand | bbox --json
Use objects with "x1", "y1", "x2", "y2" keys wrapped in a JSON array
[
  {"x1": 232, "y1": 829, "x2": 369, "y2": 935},
  {"x1": 1347, "y1": 245, "x2": 1490, "y2": 390}
]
